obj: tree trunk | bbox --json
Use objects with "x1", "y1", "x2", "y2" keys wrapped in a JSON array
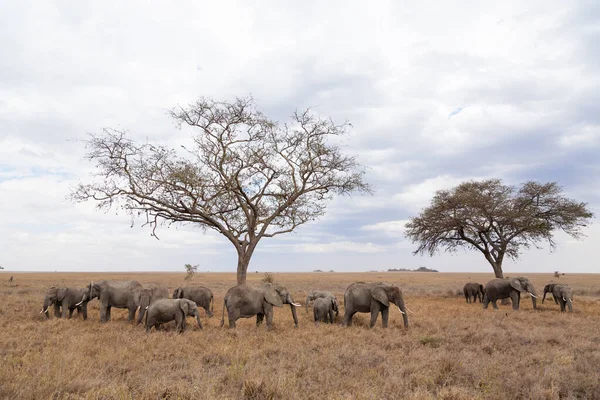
[{"x1": 236, "y1": 256, "x2": 249, "y2": 285}]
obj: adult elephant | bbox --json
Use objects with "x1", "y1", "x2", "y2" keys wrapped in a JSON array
[
  {"x1": 305, "y1": 290, "x2": 338, "y2": 315},
  {"x1": 172, "y1": 286, "x2": 214, "y2": 317},
  {"x1": 40, "y1": 287, "x2": 90, "y2": 320},
  {"x1": 343, "y1": 282, "x2": 409, "y2": 328},
  {"x1": 483, "y1": 277, "x2": 537, "y2": 310},
  {"x1": 136, "y1": 284, "x2": 170, "y2": 324},
  {"x1": 543, "y1": 283, "x2": 573, "y2": 312},
  {"x1": 463, "y1": 282, "x2": 484, "y2": 303},
  {"x1": 220, "y1": 283, "x2": 301, "y2": 329},
  {"x1": 81, "y1": 280, "x2": 143, "y2": 323}
]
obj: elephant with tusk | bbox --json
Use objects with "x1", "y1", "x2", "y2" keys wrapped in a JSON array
[
  {"x1": 41, "y1": 286, "x2": 90, "y2": 320},
  {"x1": 343, "y1": 282, "x2": 409, "y2": 328},
  {"x1": 81, "y1": 280, "x2": 144, "y2": 323},
  {"x1": 221, "y1": 283, "x2": 300, "y2": 329},
  {"x1": 483, "y1": 277, "x2": 537, "y2": 311},
  {"x1": 543, "y1": 283, "x2": 573, "y2": 313},
  {"x1": 136, "y1": 284, "x2": 170, "y2": 324}
]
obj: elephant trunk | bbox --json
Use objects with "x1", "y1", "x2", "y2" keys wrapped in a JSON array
[
  {"x1": 288, "y1": 301, "x2": 299, "y2": 327},
  {"x1": 137, "y1": 298, "x2": 149, "y2": 324},
  {"x1": 195, "y1": 311, "x2": 203, "y2": 329},
  {"x1": 530, "y1": 293, "x2": 537, "y2": 310},
  {"x1": 41, "y1": 299, "x2": 51, "y2": 319},
  {"x1": 395, "y1": 299, "x2": 409, "y2": 328}
]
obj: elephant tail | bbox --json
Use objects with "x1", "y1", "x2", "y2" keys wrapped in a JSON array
[{"x1": 220, "y1": 299, "x2": 227, "y2": 328}]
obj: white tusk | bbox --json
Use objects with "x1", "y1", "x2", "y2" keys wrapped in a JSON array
[
  {"x1": 529, "y1": 293, "x2": 538, "y2": 299},
  {"x1": 145, "y1": 306, "x2": 148, "y2": 310},
  {"x1": 39, "y1": 309, "x2": 44, "y2": 314},
  {"x1": 291, "y1": 302, "x2": 302, "y2": 307},
  {"x1": 563, "y1": 297, "x2": 566, "y2": 302},
  {"x1": 75, "y1": 301, "x2": 83, "y2": 306},
  {"x1": 406, "y1": 307, "x2": 415, "y2": 314},
  {"x1": 397, "y1": 306, "x2": 405, "y2": 315},
  {"x1": 40, "y1": 307, "x2": 49, "y2": 314}
]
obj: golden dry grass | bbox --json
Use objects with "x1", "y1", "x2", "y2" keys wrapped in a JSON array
[{"x1": 1, "y1": 272, "x2": 600, "y2": 399}]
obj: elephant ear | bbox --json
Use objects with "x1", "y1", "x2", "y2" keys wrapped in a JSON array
[
  {"x1": 264, "y1": 289, "x2": 283, "y2": 308},
  {"x1": 509, "y1": 278, "x2": 525, "y2": 292},
  {"x1": 179, "y1": 300, "x2": 190, "y2": 315},
  {"x1": 370, "y1": 287, "x2": 390, "y2": 306},
  {"x1": 56, "y1": 288, "x2": 67, "y2": 302}
]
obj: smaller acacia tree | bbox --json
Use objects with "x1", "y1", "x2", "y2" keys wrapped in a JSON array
[
  {"x1": 405, "y1": 179, "x2": 593, "y2": 278},
  {"x1": 184, "y1": 263, "x2": 198, "y2": 281},
  {"x1": 72, "y1": 97, "x2": 370, "y2": 284}
]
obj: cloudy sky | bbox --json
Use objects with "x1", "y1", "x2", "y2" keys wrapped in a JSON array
[{"x1": 1, "y1": 1, "x2": 598, "y2": 273}]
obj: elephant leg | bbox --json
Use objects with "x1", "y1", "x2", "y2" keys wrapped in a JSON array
[
  {"x1": 510, "y1": 292, "x2": 520, "y2": 310},
  {"x1": 265, "y1": 310, "x2": 274, "y2": 330},
  {"x1": 175, "y1": 311, "x2": 184, "y2": 333},
  {"x1": 369, "y1": 303, "x2": 381, "y2": 328},
  {"x1": 559, "y1": 300, "x2": 566, "y2": 312},
  {"x1": 54, "y1": 303, "x2": 62, "y2": 318},
  {"x1": 127, "y1": 306, "x2": 136, "y2": 322},
  {"x1": 482, "y1": 295, "x2": 490, "y2": 309},
  {"x1": 256, "y1": 313, "x2": 264, "y2": 327},
  {"x1": 567, "y1": 299, "x2": 573, "y2": 313},
  {"x1": 491, "y1": 300, "x2": 499, "y2": 310},
  {"x1": 328, "y1": 309, "x2": 334, "y2": 323},
  {"x1": 344, "y1": 311, "x2": 356, "y2": 327},
  {"x1": 381, "y1": 307, "x2": 389, "y2": 328},
  {"x1": 68, "y1": 308, "x2": 74, "y2": 319},
  {"x1": 100, "y1": 304, "x2": 108, "y2": 322},
  {"x1": 228, "y1": 308, "x2": 239, "y2": 329}
]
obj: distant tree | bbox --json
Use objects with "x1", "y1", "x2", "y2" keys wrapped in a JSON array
[
  {"x1": 0, "y1": 265, "x2": 4, "y2": 270},
  {"x1": 554, "y1": 271, "x2": 565, "y2": 278},
  {"x1": 405, "y1": 179, "x2": 593, "y2": 278},
  {"x1": 71, "y1": 97, "x2": 371, "y2": 284},
  {"x1": 261, "y1": 272, "x2": 276, "y2": 284},
  {"x1": 184, "y1": 263, "x2": 198, "y2": 281}
]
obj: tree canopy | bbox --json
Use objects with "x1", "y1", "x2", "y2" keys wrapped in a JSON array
[
  {"x1": 405, "y1": 179, "x2": 593, "y2": 277},
  {"x1": 71, "y1": 97, "x2": 371, "y2": 284}
]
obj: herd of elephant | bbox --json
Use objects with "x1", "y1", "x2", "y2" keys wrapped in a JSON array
[
  {"x1": 463, "y1": 277, "x2": 574, "y2": 313},
  {"x1": 40, "y1": 277, "x2": 573, "y2": 333},
  {"x1": 40, "y1": 280, "x2": 409, "y2": 331}
]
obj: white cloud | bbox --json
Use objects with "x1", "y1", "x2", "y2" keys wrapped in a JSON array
[{"x1": 0, "y1": 1, "x2": 598, "y2": 272}]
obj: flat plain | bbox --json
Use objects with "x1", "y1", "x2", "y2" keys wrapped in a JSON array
[{"x1": 1, "y1": 271, "x2": 599, "y2": 400}]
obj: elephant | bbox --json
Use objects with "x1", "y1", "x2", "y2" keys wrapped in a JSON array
[
  {"x1": 463, "y1": 282, "x2": 485, "y2": 303},
  {"x1": 40, "y1": 287, "x2": 90, "y2": 320},
  {"x1": 313, "y1": 297, "x2": 338, "y2": 325},
  {"x1": 543, "y1": 283, "x2": 573, "y2": 312},
  {"x1": 343, "y1": 282, "x2": 409, "y2": 328},
  {"x1": 172, "y1": 286, "x2": 214, "y2": 317},
  {"x1": 136, "y1": 284, "x2": 170, "y2": 324},
  {"x1": 80, "y1": 280, "x2": 143, "y2": 323},
  {"x1": 542, "y1": 283, "x2": 560, "y2": 305},
  {"x1": 145, "y1": 298, "x2": 203, "y2": 333},
  {"x1": 220, "y1": 283, "x2": 301, "y2": 329},
  {"x1": 305, "y1": 290, "x2": 338, "y2": 315},
  {"x1": 482, "y1": 277, "x2": 537, "y2": 310}
]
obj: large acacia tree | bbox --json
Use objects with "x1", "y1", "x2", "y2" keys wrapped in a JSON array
[
  {"x1": 72, "y1": 97, "x2": 371, "y2": 284},
  {"x1": 405, "y1": 179, "x2": 593, "y2": 278}
]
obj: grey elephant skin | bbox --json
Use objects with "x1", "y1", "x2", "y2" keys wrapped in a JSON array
[
  {"x1": 543, "y1": 283, "x2": 573, "y2": 312},
  {"x1": 136, "y1": 284, "x2": 170, "y2": 324},
  {"x1": 82, "y1": 280, "x2": 143, "y2": 323},
  {"x1": 41, "y1": 287, "x2": 90, "y2": 320},
  {"x1": 146, "y1": 299, "x2": 202, "y2": 333},
  {"x1": 343, "y1": 282, "x2": 409, "y2": 328},
  {"x1": 463, "y1": 282, "x2": 485, "y2": 303},
  {"x1": 220, "y1": 283, "x2": 301, "y2": 329},
  {"x1": 483, "y1": 277, "x2": 537, "y2": 310},
  {"x1": 313, "y1": 297, "x2": 338, "y2": 325},
  {"x1": 305, "y1": 290, "x2": 338, "y2": 315},
  {"x1": 172, "y1": 286, "x2": 214, "y2": 317}
]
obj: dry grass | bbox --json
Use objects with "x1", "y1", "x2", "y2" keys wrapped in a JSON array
[{"x1": 1, "y1": 272, "x2": 600, "y2": 399}]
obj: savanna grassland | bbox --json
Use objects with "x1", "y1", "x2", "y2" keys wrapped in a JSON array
[{"x1": 1, "y1": 272, "x2": 600, "y2": 400}]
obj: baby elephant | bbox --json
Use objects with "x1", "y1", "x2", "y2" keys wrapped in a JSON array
[
  {"x1": 145, "y1": 299, "x2": 203, "y2": 333},
  {"x1": 313, "y1": 297, "x2": 338, "y2": 325}
]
